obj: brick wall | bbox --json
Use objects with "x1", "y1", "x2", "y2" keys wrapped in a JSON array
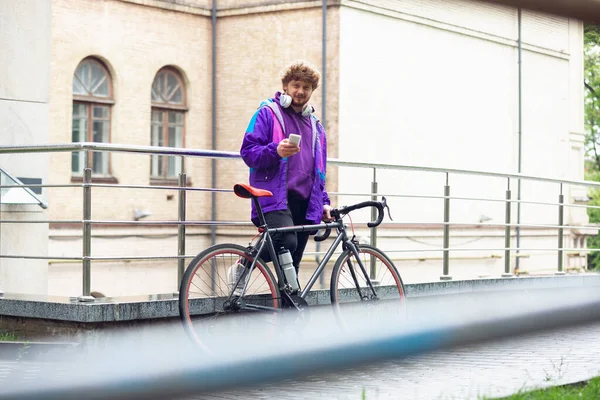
[
  {"x1": 49, "y1": 0, "x2": 339, "y2": 228},
  {"x1": 49, "y1": 0, "x2": 213, "y2": 225}
]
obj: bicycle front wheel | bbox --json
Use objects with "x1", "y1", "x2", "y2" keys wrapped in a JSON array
[
  {"x1": 179, "y1": 243, "x2": 281, "y2": 352},
  {"x1": 330, "y1": 244, "x2": 406, "y2": 310}
]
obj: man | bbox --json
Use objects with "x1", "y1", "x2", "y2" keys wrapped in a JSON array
[{"x1": 240, "y1": 60, "x2": 332, "y2": 281}]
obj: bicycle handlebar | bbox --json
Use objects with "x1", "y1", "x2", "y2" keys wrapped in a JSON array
[
  {"x1": 314, "y1": 228, "x2": 331, "y2": 242},
  {"x1": 313, "y1": 197, "x2": 391, "y2": 242},
  {"x1": 333, "y1": 196, "x2": 391, "y2": 228}
]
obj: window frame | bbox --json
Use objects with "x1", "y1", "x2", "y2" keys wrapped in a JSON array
[
  {"x1": 150, "y1": 67, "x2": 188, "y2": 185},
  {"x1": 71, "y1": 58, "x2": 116, "y2": 183}
]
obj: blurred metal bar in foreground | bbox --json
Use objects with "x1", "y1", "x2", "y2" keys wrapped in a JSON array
[
  {"x1": 481, "y1": 0, "x2": 600, "y2": 23},
  {"x1": 1, "y1": 288, "x2": 600, "y2": 400}
]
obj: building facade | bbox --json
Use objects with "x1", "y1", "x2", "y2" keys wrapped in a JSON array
[{"x1": 0, "y1": 0, "x2": 588, "y2": 297}]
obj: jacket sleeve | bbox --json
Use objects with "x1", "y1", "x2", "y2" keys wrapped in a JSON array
[
  {"x1": 320, "y1": 123, "x2": 331, "y2": 206},
  {"x1": 240, "y1": 107, "x2": 281, "y2": 170}
]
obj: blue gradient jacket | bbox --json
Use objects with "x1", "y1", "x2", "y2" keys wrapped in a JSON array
[{"x1": 240, "y1": 95, "x2": 330, "y2": 226}]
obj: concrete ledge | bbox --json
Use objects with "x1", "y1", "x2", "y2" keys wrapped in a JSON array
[
  {"x1": 0, "y1": 293, "x2": 182, "y2": 323},
  {"x1": 406, "y1": 274, "x2": 600, "y2": 297},
  {"x1": 1, "y1": 274, "x2": 599, "y2": 324}
]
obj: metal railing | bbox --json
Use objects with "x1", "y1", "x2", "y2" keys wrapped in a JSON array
[{"x1": 1, "y1": 142, "x2": 599, "y2": 300}]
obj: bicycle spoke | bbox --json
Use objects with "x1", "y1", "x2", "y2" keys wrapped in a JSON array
[
  {"x1": 331, "y1": 244, "x2": 406, "y2": 308},
  {"x1": 179, "y1": 244, "x2": 281, "y2": 353}
]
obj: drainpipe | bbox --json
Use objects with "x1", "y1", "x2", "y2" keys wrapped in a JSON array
[
  {"x1": 211, "y1": 0, "x2": 217, "y2": 246},
  {"x1": 515, "y1": 8, "x2": 522, "y2": 273},
  {"x1": 321, "y1": 0, "x2": 327, "y2": 127},
  {"x1": 317, "y1": 0, "x2": 327, "y2": 284}
]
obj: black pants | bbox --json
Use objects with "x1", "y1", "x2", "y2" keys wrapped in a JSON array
[{"x1": 259, "y1": 194, "x2": 311, "y2": 272}]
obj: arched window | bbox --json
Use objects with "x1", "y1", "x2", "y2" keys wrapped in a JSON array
[
  {"x1": 71, "y1": 58, "x2": 114, "y2": 178},
  {"x1": 150, "y1": 67, "x2": 187, "y2": 182}
]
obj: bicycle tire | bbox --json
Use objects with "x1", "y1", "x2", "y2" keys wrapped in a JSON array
[
  {"x1": 179, "y1": 243, "x2": 281, "y2": 352},
  {"x1": 330, "y1": 244, "x2": 406, "y2": 312}
]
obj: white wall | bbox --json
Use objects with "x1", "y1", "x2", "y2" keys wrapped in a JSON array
[
  {"x1": 0, "y1": 0, "x2": 51, "y2": 294},
  {"x1": 335, "y1": 1, "x2": 585, "y2": 276}
]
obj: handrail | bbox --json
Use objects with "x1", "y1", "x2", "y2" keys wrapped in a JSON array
[
  {"x1": 0, "y1": 219, "x2": 597, "y2": 232},
  {"x1": 0, "y1": 142, "x2": 241, "y2": 158},
  {"x1": 1, "y1": 142, "x2": 600, "y2": 189},
  {"x1": 329, "y1": 157, "x2": 600, "y2": 189},
  {"x1": 0, "y1": 183, "x2": 597, "y2": 211},
  {"x1": 0, "y1": 247, "x2": 594, "y2": 262}
]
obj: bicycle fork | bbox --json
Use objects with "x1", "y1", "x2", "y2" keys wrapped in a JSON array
[{"x1": 344, "y1": 241, "x2": 379, "y2": 301}]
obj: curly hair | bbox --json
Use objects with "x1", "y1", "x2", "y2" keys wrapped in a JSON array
[{"x1": 280, "y1": 61, "x2": 321, "y2": 90}]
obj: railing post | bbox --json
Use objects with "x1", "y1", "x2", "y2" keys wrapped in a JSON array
[
  {"x1": 78, "y1": 163, "x2": 94, "y2": 302},
  {"x1": 502, "y1": 178, "x2": 513, "y2": 277},
  {"x1": 370, "y1": 168, "x2": 378, "y2": 280},
  {"x1": 557, "y1": 184, "x2": 565, "y2": 275},
  {"x1": 177, "y1": 172, "x2": 187, "y2": 287},
  {"x1": 441, "y1": 173, "x2": 452, "y2": 280}
]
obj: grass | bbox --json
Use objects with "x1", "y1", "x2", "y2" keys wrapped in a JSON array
[
  {"x1": 0, "y1": 330, "x2": 20, "y2": 342},
  {"x1": 491, "y1": 377, "x2": 600, "y2": 399},
  {"x1": 360, "y1": 377, "x2": 600, "y2": 399},
  {"x1": 16, "y1": 341, "x2": 30, "y2": 362}
]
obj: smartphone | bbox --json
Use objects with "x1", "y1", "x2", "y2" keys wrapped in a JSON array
[{"x1": 289, "y1": 134, "x2": 301, "y2": 146}]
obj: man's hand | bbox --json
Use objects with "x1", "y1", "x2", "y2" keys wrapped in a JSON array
[
  {"x1": 322, "y1": 204, "x2": 333, "y2": 222},
  {"x1": 277, "y1": 139, "x2": 300, "y2": 158}
]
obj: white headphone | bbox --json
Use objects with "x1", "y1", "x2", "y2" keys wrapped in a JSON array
[{"x1": 280, "y1": 91, "x2": 313, "y2": 117}]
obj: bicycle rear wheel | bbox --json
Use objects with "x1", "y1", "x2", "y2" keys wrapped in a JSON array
[
  {"x1": 330, "y1": 244, "x2": 406, "y2": 316},
  {"x1": 179, "y1": 243, "x2": 281, "y2": 352}
]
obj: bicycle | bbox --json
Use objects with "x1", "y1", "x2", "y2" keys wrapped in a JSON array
[{"x1": 179, "y1": 183, "x2": 406, "y2": 351}]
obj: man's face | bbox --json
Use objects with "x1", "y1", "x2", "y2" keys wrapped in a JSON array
[{"x1": 283, "y1": 80, "x2": 313, "y2": 108}]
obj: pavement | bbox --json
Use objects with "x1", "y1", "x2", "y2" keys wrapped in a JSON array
[{"x1": 179, "y1": 321, "x2": 600, "y2": 400}]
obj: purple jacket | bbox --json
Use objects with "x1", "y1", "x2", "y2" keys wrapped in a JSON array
[{"x1": 240, "y1": 95, "x2": 330, "y2": 226}]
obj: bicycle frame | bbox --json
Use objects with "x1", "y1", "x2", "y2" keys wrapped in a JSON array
[{"x1": 234, "y1": 218, "x2": 378, "y2": 311}]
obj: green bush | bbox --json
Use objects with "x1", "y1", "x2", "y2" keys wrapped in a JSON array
[{"x1": 586, "y1": 167, "x2": 600, "y2": 270}]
